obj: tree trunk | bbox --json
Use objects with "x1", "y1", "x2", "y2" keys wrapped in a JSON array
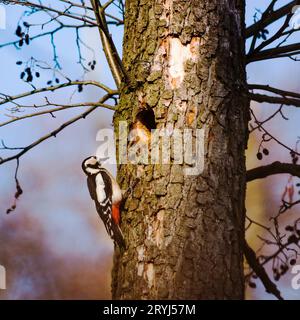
[{"x1": 112, "y1": 0, "x2": 249, "y2": 299}]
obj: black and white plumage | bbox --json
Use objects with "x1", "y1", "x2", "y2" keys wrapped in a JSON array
[{"x1": 82, "y1": 156, "x2": 125, "y2": 248}]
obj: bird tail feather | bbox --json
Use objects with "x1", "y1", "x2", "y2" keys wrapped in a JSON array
[{"x1": 112, "y1": 223, "x2": 126, "y2": 249}]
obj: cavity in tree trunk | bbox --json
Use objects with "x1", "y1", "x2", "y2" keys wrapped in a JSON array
[{"x1": 112, "y1": 0, "x2": 249, "y2": 299}]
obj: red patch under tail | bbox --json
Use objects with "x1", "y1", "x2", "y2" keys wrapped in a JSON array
[{"x1": 112, "y1": 203, "x2": 120, "y2": 225}]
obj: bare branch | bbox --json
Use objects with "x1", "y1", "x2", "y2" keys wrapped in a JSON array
[
  {"x1": 249, "y1": 92, "x2": 300, "y2": 107},
  {"x1": 250, "y1": 109, "x2": 300, "y2": 158},
  {"x1": 250, "y1": 15, "x2": 291, "y2": 55},
  {"x1": 259, "y1": 232, "x2": 300, "y2": 269},
  {"x1": 105, "y1": 12, "x2": 124, "y2": 25},
  {"x1": 6, "y1": 0, "x2": 98, "y2": 26},
  {"x1": 249, "y1": 84, "x2": 300, "y2": 100},
  {"x1": 0, "y1": 24, "x2": 96, "y2": 49},
  {"x1": 59, "y1": 0, "x2": 124, "y2": 25},
  {"x1": 244, "y1": 241, "x2": 283, "y2": 300},
  {"x1": 90, "y1": 0, "x2": 126, "y2": 88},
  {"x1": 248, "y1": 1, "x2": 279, "y2": 55},
  {"x1": 248, "y1": 43, "x2": 300, "y2": 63},
  {"x1": 0, "y1": 80, "x2": 112, "y2": 106},
  {"x1": 0, "y1": 91, "x2": 117, "y2": 166},
  {"x1": 249, "y1": 104, "x2": 285, "y2": 133},
  {"x1": 6, "y1": 158, "x2": 23, "y2": 214},
  {"x1": 59, "y1": 0, "x2": 93, "y2": 11},
  {"x1": 246, "y1": 1, "x2": 299, "y2": 38},
  {"x1": 279, "y1": 199, "x2": 300, "y2": 214},
  {"x1": 247, "y1": 162, "x2": 300, "y2": 182},
  {"x1": 249, "y1": 84, "x2": 300, "y2": 110},
  {"x1": 0, "y1": 101, "x2": 115, "y2": 128}
]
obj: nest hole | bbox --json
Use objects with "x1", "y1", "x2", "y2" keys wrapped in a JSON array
[{"x1": 135, "y1": 109, "x2": 156, "y2": 131}]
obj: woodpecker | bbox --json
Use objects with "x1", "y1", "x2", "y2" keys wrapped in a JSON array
[{"x1": 82, "y1": 156, "x2": 125, "y2": 248}]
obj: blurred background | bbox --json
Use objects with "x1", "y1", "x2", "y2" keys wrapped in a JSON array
[{"x1": 0, "y1": 0, "x2": 299, "y2": 300}]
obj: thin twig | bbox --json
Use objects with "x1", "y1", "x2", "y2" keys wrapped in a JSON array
[
  {"x1": 0, "y1": 91, "x2": 117, "y2": 165},
  {"x1": 0, "y1": 80, "x2": 112, "y2": 106}
]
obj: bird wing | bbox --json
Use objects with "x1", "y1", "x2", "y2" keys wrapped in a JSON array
[
  {"x1": 99, "y1": 169, "x2": 113, "y2": 200},
  {"x1": 87, "y1": 175, "x2": 97, "y2": 201},
  {"x1": 86, "y1": 171, "x2": 125, "y2": 248}
]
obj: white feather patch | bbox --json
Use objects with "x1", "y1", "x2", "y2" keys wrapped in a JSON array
[
  {"x1": 105, "y1": 171, "x2": 122, "y2": 204},
  {"x1": 96, "y1": 174, "x2": 107, "y2": 203}
]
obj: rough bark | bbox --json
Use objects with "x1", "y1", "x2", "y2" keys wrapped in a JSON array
[{"x1": 112, "y1": 0, "x2": 249, "y2": 299}]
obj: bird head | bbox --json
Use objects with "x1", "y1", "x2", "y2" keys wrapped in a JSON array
[
  {"x1": 82, "y1": 156, "x2": 101, "y2": 176},
  {"x1": 82, "y1": 156, "x2": 110, "y2": 175}
]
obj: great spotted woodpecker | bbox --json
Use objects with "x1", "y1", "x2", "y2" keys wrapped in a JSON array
[{"x1": 82, "y1": 156, "x2": 125, "y2": 248}]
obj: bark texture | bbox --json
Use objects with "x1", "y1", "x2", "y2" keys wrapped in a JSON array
[{"x1": 112, "y1": 0, "x2": 249, "y2": 299}]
